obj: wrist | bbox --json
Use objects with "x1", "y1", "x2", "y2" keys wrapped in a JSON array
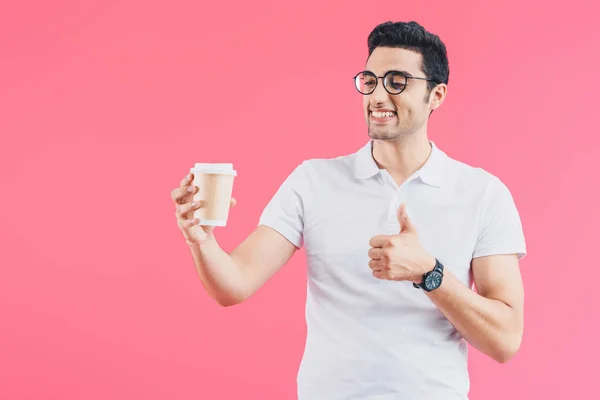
[
  {"x1": 187, "y1": 229, "x2": 217, "y2": 249},
  {"x1": 413, "y1": 255, "x2": 437, "y2": 284},
  {"x1": 187, "y1": 240, "x2": 202, "y2": 249}
]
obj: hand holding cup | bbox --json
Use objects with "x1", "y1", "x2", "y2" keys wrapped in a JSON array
[{"x1": 171, "y1": 164, "x2": 237, "y2": 246}]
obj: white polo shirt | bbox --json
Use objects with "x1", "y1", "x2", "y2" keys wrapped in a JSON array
[{"x1": 258, "y1": 140, "x2": 526, "y2": 400}]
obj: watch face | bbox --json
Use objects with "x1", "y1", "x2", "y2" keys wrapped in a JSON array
[{"x1": 425, "y1": 272, "x2": 442, "y2": 290}]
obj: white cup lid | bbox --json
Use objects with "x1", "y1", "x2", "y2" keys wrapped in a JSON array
[{"x1": 190, "y1": 163, "x2": 237, "y2": 176}]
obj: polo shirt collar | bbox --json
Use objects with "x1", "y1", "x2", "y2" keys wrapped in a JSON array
[{"x1": 354, "y1": 139, "x2": 446, "y2": 187}]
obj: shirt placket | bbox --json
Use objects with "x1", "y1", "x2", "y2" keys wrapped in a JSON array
[{"x1": 379, "y1": 170, "x2": 416, "y2": 235}]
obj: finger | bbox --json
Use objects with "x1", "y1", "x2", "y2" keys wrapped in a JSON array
[
  {"x1": 372, "y1": 270, "x2": 386, "y2": 279},
  {"x1": 171, "y1": 187, "x2": 184, "y2": 203},
  {"x1": 368, "y1": 259, "x2": 383, "y2": 271},
  {"x1": 368, "y1": 235, "x2": 390, "y2": 248},
  {"x1": 172, "y1": 185, "x2": 198, "y2": 204},
  {"x1": 202, "y1": 225, "x2": 216, "y2": 235},
  {"x1": 368, "y1": 248, "x2": 384, "y2": 260},
  {"x1": 179, "y1": 217, "x2": 200, "y2": 229},
  {"x1": 176, "y1": 200, "x2": 203, "y2": 219},
  {"x1": 171, "y1": 187, "x2": 190, "y2": 204},
  {"x1": 230, "y1": 197, "x2": 237, "y2": 207},
  {"x1": 180, "y1": 173, "x2": 194, "y2": 187},
  {"x1": 397, "y1": 203, "x2": 415, "y2": 233}
]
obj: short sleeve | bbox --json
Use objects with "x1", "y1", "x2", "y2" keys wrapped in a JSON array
[
  {"x1": 258, "y1": 162, "x2": 310, "y2": 249},
  {"x1": 473, "y1": 177, "x2": 527, "y2": 260}
]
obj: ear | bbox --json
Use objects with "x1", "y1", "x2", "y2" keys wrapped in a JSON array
[{"x1": 429, "y1": 83, "x2": 447, "y2": 112}]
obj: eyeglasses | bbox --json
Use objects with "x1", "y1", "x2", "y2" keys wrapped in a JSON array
[{"x1": 353, "y1": 70, "x2": 437, "y2": 95}]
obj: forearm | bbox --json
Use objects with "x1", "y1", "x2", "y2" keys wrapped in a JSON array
[
  {"x1": 188, "y1": 237, "x2": 249, "y2": 307},
  {"x1": 425, "y1": 269, "x2": 523, "y2": 363}
]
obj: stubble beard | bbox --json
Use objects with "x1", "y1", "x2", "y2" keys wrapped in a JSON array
[{"x1": 368, "y1": 119, "x2": 413, "y2": 141}]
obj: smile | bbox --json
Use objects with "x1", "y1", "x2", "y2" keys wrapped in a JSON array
[
  {"x1": 371, "y1": 111, "x2": 396, "y2": 118},
  {"x1": 370, "y1": 110, "x2": 397, "y2": 122}
]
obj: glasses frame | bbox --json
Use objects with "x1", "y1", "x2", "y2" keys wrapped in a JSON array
[{"x1": 353, "y1": 70, "x2": 437, "y2": 95}]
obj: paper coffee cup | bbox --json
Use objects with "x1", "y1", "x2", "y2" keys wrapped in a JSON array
[{"x1": 189, "y1": 163, "x2": 237, "y2": 227}]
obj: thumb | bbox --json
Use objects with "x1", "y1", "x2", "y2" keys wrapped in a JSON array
[{"x1": 397, "y1": 204, "x2": 415, "y2": 233}]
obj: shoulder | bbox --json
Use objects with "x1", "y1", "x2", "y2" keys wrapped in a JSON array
[
  {"x1": 441, "y1": 154, "x2": 522, "y2": 230},
  {"x1": 294, "y1": 150, "x2": 359, "y2": 181},
  {"x1": 442, "y1": 154, "x2": 509, "y2": 196}
]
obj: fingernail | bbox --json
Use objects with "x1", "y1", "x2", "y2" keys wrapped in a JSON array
[
  {"x1": 187, "y1": 186, "x2": 194, "y2": 193},
  {"x1": 191, "y1": 201, "x2": 198, "y2": 207}
]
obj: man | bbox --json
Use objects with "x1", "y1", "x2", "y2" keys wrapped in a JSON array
[{"x1": 171, "y1": 21, "x2": 526, "y2": 400}]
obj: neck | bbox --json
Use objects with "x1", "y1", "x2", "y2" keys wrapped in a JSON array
[{"x1": 371, "y1": 131, "x2": 432, "y2": 186}]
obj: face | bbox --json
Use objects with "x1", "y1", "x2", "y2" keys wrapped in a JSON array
[{"x1": 361, "y1": 47, "x2": 445, "y2": 141}]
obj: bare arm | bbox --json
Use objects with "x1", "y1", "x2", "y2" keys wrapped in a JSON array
[
  {"x1": 425, "y1": 254, "x2": 524, "y2": 363},
  {"x1": 172, "y1": 171, "x2": 297, "y2": 306},
  {"x1": 189, "y1": 225, "x2": 297, "y2": 306}
]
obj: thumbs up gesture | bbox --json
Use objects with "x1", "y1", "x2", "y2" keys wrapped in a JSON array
[{"x1": 368, "y1": 204, "x2": 436, "y2": 282}]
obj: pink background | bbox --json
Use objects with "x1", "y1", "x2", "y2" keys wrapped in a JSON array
[{"x1": 1, "y1": 0, "x2": 598, "y2": 399}]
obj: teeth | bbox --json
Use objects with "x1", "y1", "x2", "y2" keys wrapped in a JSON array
[{"x1": 372, "y1": 111, "x2": 395, "y2": 118}]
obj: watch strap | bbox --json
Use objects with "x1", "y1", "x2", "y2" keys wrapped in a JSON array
[{"x1": 413, "y1": 259, "x2": 443, "y2": 290}]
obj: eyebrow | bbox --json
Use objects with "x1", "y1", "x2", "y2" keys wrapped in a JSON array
[
  {"x1": 394, "y1": 70, "x2": 414, "y2": 77},
  {"x1": 365, "y1": 69, "x2": 415, "y2": 77}
]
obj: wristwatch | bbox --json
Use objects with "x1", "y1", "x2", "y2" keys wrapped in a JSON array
[{"x1": 413, "y1": 259, "x2": 444, "y2": 292}]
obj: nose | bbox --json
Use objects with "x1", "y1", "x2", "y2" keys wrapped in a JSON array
[{"x1": 369, "y1": 77, "x2": 389, "y2": 106}]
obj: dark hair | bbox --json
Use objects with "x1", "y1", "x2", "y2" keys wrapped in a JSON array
[{"x1": 367, "y1": 21, "x2": 449, "y2": 93}]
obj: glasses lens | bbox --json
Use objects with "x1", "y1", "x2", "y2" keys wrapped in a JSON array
[
  {"x1": 384, "y1": 72, "x2": 407, "y2": 94},
  {"x1": 355, "y1": 72, "x2": 377, "y2": 94}
]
